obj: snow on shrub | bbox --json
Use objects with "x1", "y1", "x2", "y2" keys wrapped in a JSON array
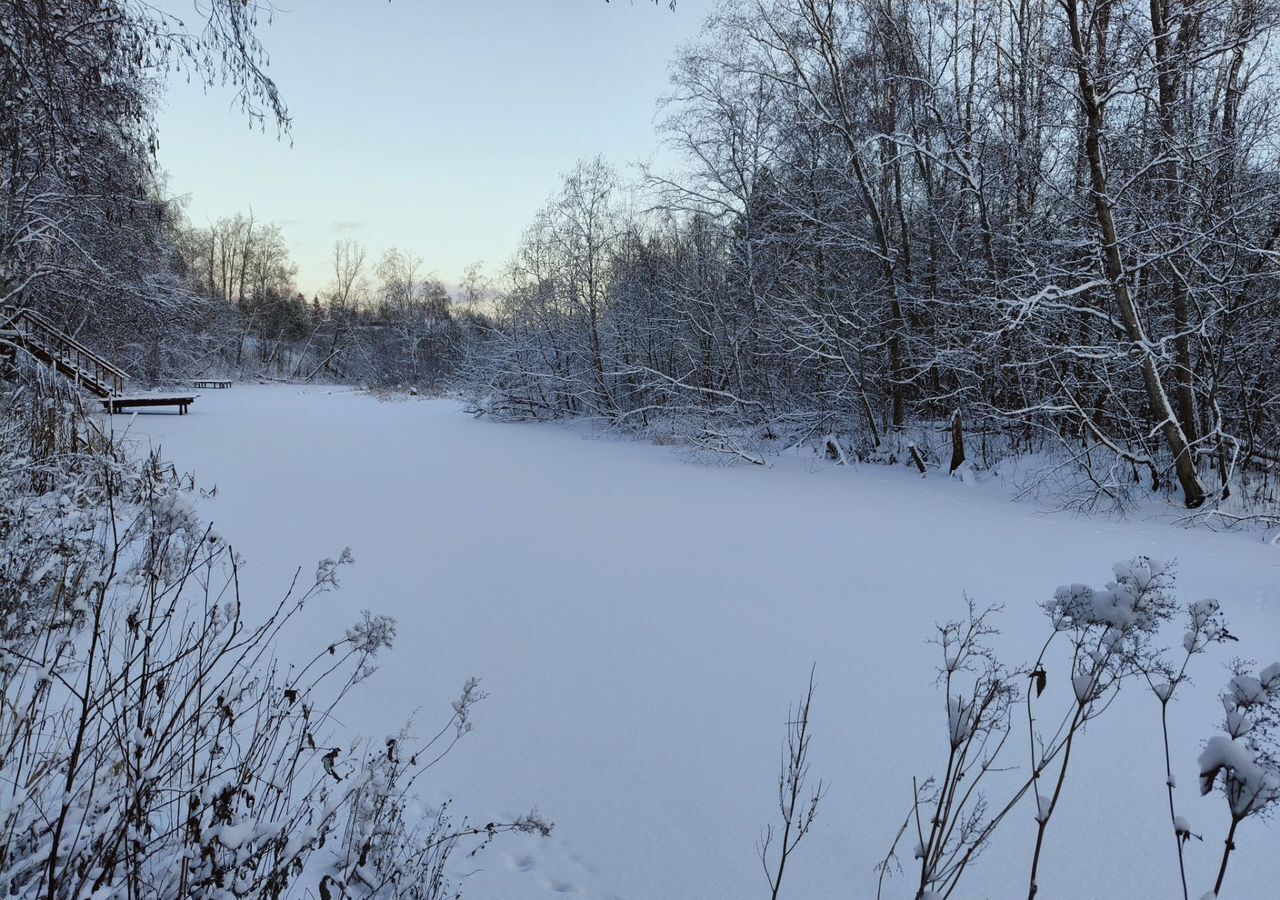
[
  {"x1": 1196, "y1": 659, "x2": 1280, "y2": 895},
  {"x1": 873, "y1": 559, "x2": 1271, "y2": 900}
]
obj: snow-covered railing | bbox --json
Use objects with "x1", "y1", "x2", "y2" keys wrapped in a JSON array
[{"x1": 0, "y1": 305, "x2": 127, "y2": 396}]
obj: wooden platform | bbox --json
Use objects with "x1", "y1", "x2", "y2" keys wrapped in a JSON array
[
  {"x1": 192, "y1": 378, "x2": 231, "y2": 389},
  {"x1": 2, "y1": 307, "x2": 127, "y2": 397},
  {"x1": 4, "y1": 307, "x2": 202, "y2": 419},
  {"x1": 101, "y1": 395, "x2": 198, "y2": 415}
]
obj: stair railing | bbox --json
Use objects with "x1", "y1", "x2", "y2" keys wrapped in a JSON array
[{"x1": 0, "y1": 306, "x2": 127, "y2": 396}]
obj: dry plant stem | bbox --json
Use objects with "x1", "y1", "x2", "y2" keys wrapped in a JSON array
[
  {"x1": 45, "y1": 474, "x2": 114, "y2": 896},
  {"x1": 1140, "y1": 599, "x2": 1230, "y2": 900},
  {"x1": 1026, "y1": 631, "x2": 1118, "y2": 899},
  {"x1": 1023, "y1": 631, "x2": 1060, "y2": 900},
  {"x1": 905, "y1": 566, "x2": 1177, "y2": 900},
  {"x1": 902, "y1": 606, "x2": 1022, "y2": 898},
  {"x1": 1146, "y1": 646, "x2": 1198, "y2": 900},
  {"x1": 760, "y1": 667, "x2": 823, "y2": 900},
  {"x1": 0, "y1": 381, "x2": 551, "y2": 898},
  {"x1": 1026, "y1": 704, "x2": 1085, "y2": 899},
  {"x1": 877, "y1": 812, "x2": 913, "y2": 900},
  {"x1": 1160, "y1": 698, "x2": 1190, "y2": 900},
  {"x1": 1213, "y1": 816, "x2": 1241, "y2": 896}
]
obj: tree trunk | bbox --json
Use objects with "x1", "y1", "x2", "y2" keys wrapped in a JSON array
[
  {"x1": 1148, "y1": 0, "x2": 1199, "y2": 447},
  {"x1": 950, "y1": 410, "x2": 966, "y2": 475},
  {"x1": 1064, "y1": 0, "x2": 1207, "y2": 508}
]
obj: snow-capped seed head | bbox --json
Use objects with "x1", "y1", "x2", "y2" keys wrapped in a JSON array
[
  {"x1": 1044, "y1": 559, "x2": 1175, "y2": 635},
  {"x1": 345, "y1": 611, "x2": 396, "y2": 655},
  {"x1": 1072, "y1": 672, "x2": 1098, "y2": 706},
  {"x1": 1225, "y1": 674, "x2": 1267, "y2": 708},
  {"x1": 1189, "y1": 598, "x2": 1220, "y2": 628},
  {"x1": 1225, "y1": 710, "x2": 1253, "y2": 739},
  {"x1": 947, "y1": 695, "x2": 976, "y2": 747},
  {"x1": 1199, "y1": 734, "x2": 1280, "y2": 818}
]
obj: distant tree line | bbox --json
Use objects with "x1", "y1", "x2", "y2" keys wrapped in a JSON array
[{"x1": 172, "y1": 216, "x2": 475, "y2": 387}]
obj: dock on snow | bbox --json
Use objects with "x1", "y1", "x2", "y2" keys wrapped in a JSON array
[
  {"x1": 2, "y1": 305, "x2": 229, "y2": 415},
  {"x1": 101, "y1": 394, "x2": 199, "y2": 415}
]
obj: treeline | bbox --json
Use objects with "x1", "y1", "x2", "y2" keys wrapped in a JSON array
[
  {"x1": 172, "y1": 217, "x2": 478, "y2": 387},
  {"x1": 7, "y1": 0, "x2": 1280, "y2": 516},
  {"x1": 462, "y1": 0, "x2": 1280, "y2": 516}
]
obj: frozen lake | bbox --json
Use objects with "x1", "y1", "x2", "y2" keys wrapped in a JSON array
[{"x1": 123, "y1": 385, "x2": 1280, "y2": 900}]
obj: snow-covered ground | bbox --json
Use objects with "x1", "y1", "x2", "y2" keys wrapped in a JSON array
[{"x1": 120, "y1": 385, "x2": 1279, "y2": 900}]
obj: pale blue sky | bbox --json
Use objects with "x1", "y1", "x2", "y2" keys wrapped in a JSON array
[{"x1": 155, "y1": 0, "x2": 713, "y2": 296}]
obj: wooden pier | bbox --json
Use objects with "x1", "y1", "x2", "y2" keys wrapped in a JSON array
[
  {"x1": 101, "y1": 395, "x2": 198, "y2": 415},
  {"x1": 2, "y1": 306, "x2": 199, "y2": 415}
]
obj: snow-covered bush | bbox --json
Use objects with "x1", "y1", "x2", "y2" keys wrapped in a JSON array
[
  {"x1": 0, "y1": 376, "x2": 549, "y2": 898},
  {"x1": 873, "y1": 559, "x2": 1276, "y2": 900},
  {"x1": 0, "y1": 368, "x2": 126, "y2": 639}
]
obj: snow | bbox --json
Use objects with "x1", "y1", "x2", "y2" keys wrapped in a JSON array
[
  {"x1": 1035, "y1": 793, "x2": 1053, "y2": 824},
  {"x1": 1262, "y1": 662, "x2": 1280, "y2": 689},
  {"x1": 1197, "y1": 736, "x2": 1280, "y2": 816},
  {"x1": 1072, "y1": 671, "x2": 1100, "y2": 706},
  {"x1": 1224, "y1": 674, "x2": 1268, "y2": 707},
  {"x1": 1048, "y1": 557, "x2": 1175, "y2": 634},
  {"x1": 107, "y1": 392, "x2": 199, "y2": 401},
  {"x1": 948, "y1": 694, "x2": 977, "y2": 746},
  {"x1": 213, "y1": 821, "x2": 256, "y2": 851},
  {"x1": 121, "y1": 385, "x2": 1280, "y2": 900}
]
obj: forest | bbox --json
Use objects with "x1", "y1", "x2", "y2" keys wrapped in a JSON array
[
  {"x1": 2, "y1": 2, "x2": 1279, "y2": 899},
  {"x1": 8, "y1": 1, "x2": 1280, "y2": 519},
  {"x1": 463, "y1": 0, "x2": 1280, "y2": 519}
]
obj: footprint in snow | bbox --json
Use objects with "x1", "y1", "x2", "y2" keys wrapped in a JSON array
[
  {"x1": 568, "y1": 850, "x2": 598, "y2": 874},
  {"x1": 507, "y1": 830, "x2": 618, "y2": 898},
  {"x1": 507, "y1": 853, "x2": 537, "y2": 873}
]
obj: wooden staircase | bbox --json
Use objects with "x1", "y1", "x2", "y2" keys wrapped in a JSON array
[{"x1": 0, "y1": 306, "x2": 126, "y2": 397}]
